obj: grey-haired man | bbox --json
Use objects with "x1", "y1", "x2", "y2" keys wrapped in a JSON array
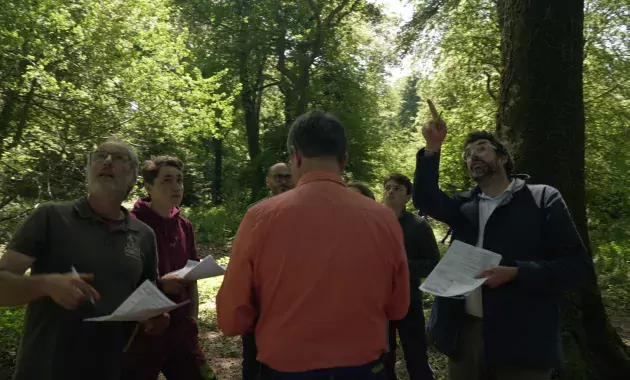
[{"x1": 0, "y1": 138, "x2": 169, "y2": 380}]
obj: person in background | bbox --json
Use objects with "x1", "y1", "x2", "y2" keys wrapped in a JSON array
[
  {"x1": 0, "y1": 138, "x2": 168, "y2": 380},
  {"x1": 381, "y1": 173, "x2": 439, "y2": 380},
  {"x1": 415, "y1": 100, "x2": 590, "y2": 380},
  {"x1": 216, "y1": 110, "x2": 410, "y2": 380},
  {"x1": 266, "y1": 163, "x2": 293, "y2": 196},
  {"x1": 347, "y1": 181, "x2": 376, "y2": 200},
  {"x1": 121, "y1": 156, "x2": 217, "y2": 380},
  {"x1": 242, "y1": 162, "x2": 296, "y2": 380}
]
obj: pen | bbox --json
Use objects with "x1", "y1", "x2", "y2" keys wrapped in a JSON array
[{"x1": 70, "y1": 266, "x2": 95, "y2": 305}]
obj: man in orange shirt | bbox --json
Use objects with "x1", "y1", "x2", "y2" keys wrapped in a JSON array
[{"x1": 216, "y1": 110, "x2": 410, "y2": 380}]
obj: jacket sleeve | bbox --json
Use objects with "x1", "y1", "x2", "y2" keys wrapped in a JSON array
[
  {"x1": 407, "y1": 220, "x2": 441, "y2": 279},
  {"x1": 216, "y1": 209, "x2": 259, "y2": 336},
  {"x1": 514, "y1": 187, "x2": 591, "y2": 293},
  {"x1": 413, "y1": 149, "x2": 466, "y2": 227},
  {"x1": 385, "y1": 218, "x2": 410, "y2": 321}
]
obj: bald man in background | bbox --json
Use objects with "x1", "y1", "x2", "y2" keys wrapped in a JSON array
[{"x1": 266, "y1": 163, "x2": 293, "y2": 196}]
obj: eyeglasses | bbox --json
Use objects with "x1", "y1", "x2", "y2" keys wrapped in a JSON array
[
  {"x1": 384, "y1": 185, "x2": 405, "y2": 193},
  {"x1": 462, "y1": 143, "x2": 497, "y2": 161},
  {"x1": 89, "y1": 151, "x2": 131, "y2": 165},
  {"x1": 272, "y1": 174, "x2": 292, "y2": 182}
]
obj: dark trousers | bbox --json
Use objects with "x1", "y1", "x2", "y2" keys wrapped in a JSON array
[
  {"x1": 121, "y1": 317, "x2": 217, "y2": 380},
  {"x1": 261, "y1": 360, "x2": 386, "y2": 380},
  {"x1": 383, "y1": 301, "x2": 434, "y2": 380},
  {"x1": 243, "y1": 331, "x2": 262, "y2": 380},
  {"x1": 449, "y1": 315, "x2": 551, "y2": 380}
]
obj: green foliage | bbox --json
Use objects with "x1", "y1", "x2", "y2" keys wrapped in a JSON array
[
  {"x1": 184, "y1": 202, "x2": 249, "y2": 245},
  {"x1": 0, "y1": 307, "x2": 25, "y2": 379},
  {"x1": 0, "y1": 0, "x2": 234, "y2": 232}
]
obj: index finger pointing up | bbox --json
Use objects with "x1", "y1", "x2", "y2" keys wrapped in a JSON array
[{"x1": 427, "y1": 99, "x2": 439, "y2": 122}]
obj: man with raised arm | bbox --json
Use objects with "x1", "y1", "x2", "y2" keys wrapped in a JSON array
[
  {"x1": 217, "y1": 110, "x2": 410, "y2": 380},
  {"x1": 0, "y1": 138, "x2": 168, "y2": 380},
  {"x1": 414, "y1": 101, "x2": 590, "y2": 380}
]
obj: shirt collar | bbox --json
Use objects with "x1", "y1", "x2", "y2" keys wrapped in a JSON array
[
  {"x1": 297, "y1": 171, "x2": 345, "y2": 188},
  {"x1": 479, "y1": 179, "x2": 516, "y2": 200},
  {"x1": 73, "y1": 196, "x2": 139, "y2": 231}
]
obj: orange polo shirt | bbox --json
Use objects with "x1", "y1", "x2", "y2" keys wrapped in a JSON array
[{"x1": 216, "y1": 171, "x2": 410, "y2": 372}]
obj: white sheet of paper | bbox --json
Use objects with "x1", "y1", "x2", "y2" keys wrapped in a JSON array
[
  {"x1": 420, "y1": 240, "x2": 503, "y2": 298},
  {"x1": 84, "y1": 280, "x2": 189, "y2": 322},
  {"x1": 168, "y1": 257, "x2": 225, "y2": 281}
]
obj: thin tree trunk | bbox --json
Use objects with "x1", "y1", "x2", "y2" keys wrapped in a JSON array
[
  {"x1": 236, "y1": 0, "x2": 265, "y2": 203},
  {"x1": 497, "y1": 1, "x2": 630, "y2": 378},
  {"x1": 211, "y1": 136, "x2": 223, "y2": 206}
]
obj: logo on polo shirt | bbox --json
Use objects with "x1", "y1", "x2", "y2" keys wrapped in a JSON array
[{"x1": 124, "y1": 234, "x2": 143, "y2": 261}]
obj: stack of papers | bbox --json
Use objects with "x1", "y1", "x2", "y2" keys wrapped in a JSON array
[
  {"x1": 84, "y1": 280, "x2": 189, "y2": 322},
  {"x1": 167, "y1": 256, "x2": 226, "y2": 281},
  {"x1": 420, "y1": 240, "x2": 503, "y2": 298}
]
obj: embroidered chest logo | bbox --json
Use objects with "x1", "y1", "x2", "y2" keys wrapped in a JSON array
[{"x1": 124, "y1": 234, "x2": 143, "y2": 261}]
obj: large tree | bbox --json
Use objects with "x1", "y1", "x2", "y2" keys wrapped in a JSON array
[{"x1": 496, "y1": 1, "x2": 630, "y2": 378}]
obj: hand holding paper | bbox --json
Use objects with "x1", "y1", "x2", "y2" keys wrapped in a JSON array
[
  {"x1": 475, "y1": 266, "x2": 518, "y2": 288},
  {"x1": 419, "y1": 240, "x2": 503, "y2": 298},
  {"x1": 84, "y1": 280, "x2": 189, "y2": 322},
  {"x1": 167, "y1": 256, "x2": 226, "y2": 281}
]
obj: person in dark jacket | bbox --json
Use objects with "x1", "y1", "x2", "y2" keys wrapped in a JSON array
[
  {"x1": 121, "y1": 156, "x2": 217, "y2": 380},
  {"x1": 381, "y1": 173, "x2": 439, "y2": 380},
  {"x1": 415, "y1": 100, "x2": 590, "y2": 380}
]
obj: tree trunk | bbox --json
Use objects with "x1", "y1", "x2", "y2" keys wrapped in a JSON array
[
  {"x1": 236, "y1": 0, "x2": 265, "y2": 203},
  {"x1": 211, "y1": 136, "x2": 223, "y2": 206},
  {"x1": 497, "y1": 1, "x2": 630, "y2": 379}
]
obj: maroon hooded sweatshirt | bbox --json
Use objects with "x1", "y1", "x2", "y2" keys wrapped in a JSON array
[{"x1": 131, "y1": 197, "x2": 200, "y2": 322}]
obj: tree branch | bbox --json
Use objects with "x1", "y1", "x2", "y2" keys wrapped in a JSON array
[
  {"x1": 483, "y1": 72, "x2": 497, "y2": 101},
  {"x1": 256, "y1": 81, "x2": 281, "y2": 92},
  {"x1": 325, "y1": 0, "x2": 351, "y2": 26},
  {"x1": 335, "y1": 0, "x2": 362, "y2": 25}
]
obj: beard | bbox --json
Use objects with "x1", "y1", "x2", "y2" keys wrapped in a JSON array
[
  {"x1": 469, "y1": 159, "x2": 499, "y2": 181},
  {"x1": 88, "y1": 174, "x2": 129, "y2": 199}
]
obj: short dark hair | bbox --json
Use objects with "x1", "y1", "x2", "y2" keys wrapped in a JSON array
[
  {"x1": 287, "y1": 110, "x2": 347, "y2": 163},
  {"x1": 347, "y1": 181, "x2": 375, "y2": 200},
  {"x1": 142, "y1": 156, "x2": 183, "y2": 185},
  {"x1": 383, "y1": 173, "x2": 412, "y2": 195},
  {"x1": 464, "y1": 131, "x2": 514, "y2": 175}
]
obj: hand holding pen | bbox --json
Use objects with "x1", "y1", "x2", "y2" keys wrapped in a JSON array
[{"x1": 38, "y1": 268, "x2": 100, "y2": 310}]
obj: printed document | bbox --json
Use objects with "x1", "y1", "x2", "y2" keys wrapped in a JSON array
[
  {"x1": 167, "y1": 256, "x2": 226, "y2": 281},
  {"x1": 420, "y1": 240, "x2": 502, "y2": 298},
  {"x1": 84, "y1": 280, "x2": 189, "y2": 322}
]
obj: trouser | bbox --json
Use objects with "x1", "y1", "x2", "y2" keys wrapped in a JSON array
[
  {"x1": 243, "y1": 331, "x2": 262, "y2": 380},
  {"x1": 448, "y1": 315, "x2": 552, "y2": 380},
  {"x1": 121, "y1": 316, "x2": 217, "y2": 380},
  {"x1": 382, "y1": 301, "x2": 434, "y2": 380},
  {"x1": 261, "y1": 360, "x2": 386, "y2": 380}
]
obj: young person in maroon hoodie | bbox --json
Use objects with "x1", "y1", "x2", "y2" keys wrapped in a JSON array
[{"x1": 121, "y1": 156, "x2": 218, "y2": 380}]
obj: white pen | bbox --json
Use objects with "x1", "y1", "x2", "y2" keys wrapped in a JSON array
[{"x1": 70, "y1": 266, "x2": 95, "y2": 305}]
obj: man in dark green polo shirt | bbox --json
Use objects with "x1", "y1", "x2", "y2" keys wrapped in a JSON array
[
  {"x1": 0, "y1": 138, "x2": 169, "y2": 380},
  {"x1": 381, "y1": 173, "x2": 440, "y2": 380}
]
